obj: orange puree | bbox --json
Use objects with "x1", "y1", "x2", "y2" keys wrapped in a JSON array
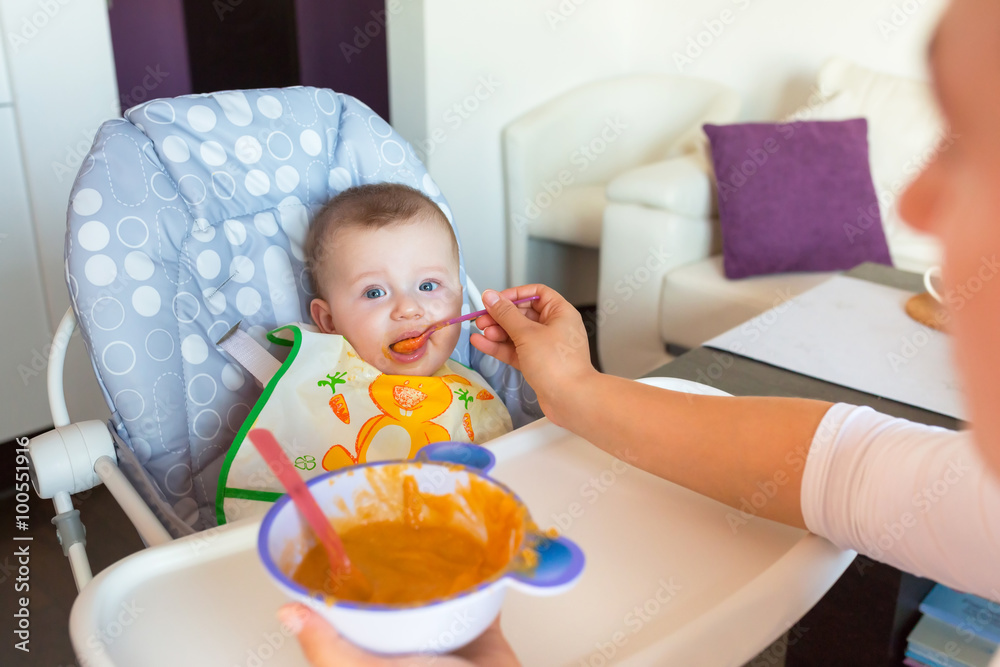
[
  {"x1": 290, "y1": 464, "x2": 533, "y2": 605},
  {"x1": 390, "y1": 334, "x2": 424, "y2": 354}
]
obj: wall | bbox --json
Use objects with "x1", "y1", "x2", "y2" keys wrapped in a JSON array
[
  {"x1": 296, "y1": 0, "x2": 390, "y2": 119},
  {"x1": 107, "y1": 0, "x2": 191, "y2": 111},
  {"x1": 388, "y1": 0, "x2": 948, "y2": 291},
  {"x1": 0, "y1": 0, "x2": 119, "y2": 433}
]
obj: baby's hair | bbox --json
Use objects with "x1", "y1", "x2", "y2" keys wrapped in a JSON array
[{"x1": 305, "y1": 183, "x2": 458, "y2": 297}]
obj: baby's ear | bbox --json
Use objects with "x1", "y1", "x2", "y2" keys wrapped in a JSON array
[{"x1": 310, "y1": 298, "x2": 338, "y2": 334}]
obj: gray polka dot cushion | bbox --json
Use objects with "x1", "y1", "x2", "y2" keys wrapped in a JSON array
[{"x1": 65, "y1": 87, "x2": 541, "y2": 532}]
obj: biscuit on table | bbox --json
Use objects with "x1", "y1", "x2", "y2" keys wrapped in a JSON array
[{"x1": 905, "y1": 292, "x2": 949, "y2": 332}]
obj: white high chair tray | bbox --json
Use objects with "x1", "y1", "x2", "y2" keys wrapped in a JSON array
[{"x1": 70, "y1": 378, "x2": 853, "y2": 666}]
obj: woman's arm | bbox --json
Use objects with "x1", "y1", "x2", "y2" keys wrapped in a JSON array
[{"x1": 471, "y1": 285, "x2": 832, "y2": 529}]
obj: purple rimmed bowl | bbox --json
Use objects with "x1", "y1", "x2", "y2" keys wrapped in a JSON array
[{"x1": 258, "y1": 442, "x2": 585, "y2": 655}]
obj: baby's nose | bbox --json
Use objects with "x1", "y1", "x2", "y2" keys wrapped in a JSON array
[{"x1": 392, "y1": 294, "x2": 425, "y2": 319}]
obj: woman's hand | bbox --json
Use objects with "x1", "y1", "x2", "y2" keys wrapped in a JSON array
[
  {"x1": 469, "y1": 285, "x2": 597, "y2": 425},
  {"x1": 279, "y1": 604, "x2": 520, "y2": 666}
]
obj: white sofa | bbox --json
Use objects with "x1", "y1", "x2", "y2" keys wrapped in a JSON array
[
  {"x1": 597, "y1": 59, "x2": 946, "y2": 378},
  {"x1": 502, "y1": 74, "x2": 740, "y2": 305}
]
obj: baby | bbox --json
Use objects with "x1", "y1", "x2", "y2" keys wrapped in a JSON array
[
  {"x1": 216, "y1": 183, "x2": 512, "y2": 523},
  {"x1": 305, "y1": 182, "x2": 465, "y2": 377}
]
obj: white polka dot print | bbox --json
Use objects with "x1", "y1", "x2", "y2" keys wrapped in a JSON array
[
  {"x1": 73, "y1": 188, "x2": 103, "y2": 216},
  {"x1": 221, "y1": 363, "x2": 245, "y2": 391},
  {"x1": 254, "y1": 212, "x2": 278, "y2": 236},
  {"x1": 266, "y1": 131, "x2": 293, "y2": 160},
  {"x1": 200, "y1": 140, "x2": 227, "y2": 166},
  {"x1": 187, "y1": 105, "x2": 217, "y2": 132},
  {"x1": 203, "y1": 287, "x2": 226, "y2": 315},
  {"x1": 78, "y1": 220, "x2": 110, "y2": 251},
  {"x1": 145, "y1": 329, "x2": 174, "y2": 362},
  {"x1": 187, "y1": 373, "x2": 217, "y2": 406},
  {"x1": 423, "y1": 173, "x2": 441, "y2": 196},
  {"x1": 162, "y1": 135, "x2": 190, "y2": 163},
  {"x1": 91, "y1": 296, "x2": 125, "y2": 331},
  {"x1": 230, "y1": 255, "x2": 255, "y2": 283},
  {"x1": 84, "y1": 254, "x2": 117, "y2": 286},
  {"x1": 114, "y1": 389, "x2": 145, "y2": 421},
  {"x1": 196, "y1": 250, "x2": 221, "y2": 279},
  {"x1": 328, "y1": 167, "x2": 352, "y2": 191},
  {"x1": 181, "y1": 334, "x2": 209, "y2": 364},
  {"x1": 132, "y1": 285, "x2": 162, "y2": 317},
  {"x1": 275, "y1": 165, "x2": 300, "y2": 192},
  {"x1": 123, "y1": 251, "x2": 155, "y2": 281},
  {"x1": 245, "y1": 170, "x2": 270, "y2": 196},
  {"x1": 223, "y1": 219, "x2": 247, "y2": 245},
  {"x1": 257, "y1": 95, "x2": 283, "y2": 119},
  {"x1": 216, "y1": 91, "x2": 253, "y2": 126},
  {"x1": 235, "y1": 135, "x2": 262, "y2": 164},
  {"x1": 236, "y1": 287, "x2": 262, "y2": 316},
  {"x1": 178, "y1": 174, "x2": 207, "y2": 205},
  {"x1": 102, "y1": 341, "x2": 136, "y2": 375},
  {"x1": 300, "y1": 129, "x2": 322, "y2": 156},
  {"x1": 191, "y1": 221, "x2": 215, "y2": 243},
  {"x1": 116, "y1": 216, "x2": 149, "y2": 248},
  {"x1": 212, "y1": 172, "x2": 237, "y2": 199}
]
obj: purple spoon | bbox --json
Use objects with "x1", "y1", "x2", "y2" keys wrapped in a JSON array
[{"x1": 391, "y1": 295, "x2": 540, "y2": 353}]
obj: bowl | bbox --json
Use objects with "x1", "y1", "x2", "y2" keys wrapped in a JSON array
[{"x1": 258, "y1": 441, "x2": 585, "y2": 655}]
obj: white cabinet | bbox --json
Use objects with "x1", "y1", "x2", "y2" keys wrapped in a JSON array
[{"x1": 0, "y1": 0, "x2": 119, "y2": 439}]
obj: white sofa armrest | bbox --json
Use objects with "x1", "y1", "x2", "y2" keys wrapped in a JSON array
[
  {"x1": 606, "y1": 150, "x2": 716, "y2": 219},
  {"x1": 597, "y1": 203, "x2": 720, "y2": 378}
]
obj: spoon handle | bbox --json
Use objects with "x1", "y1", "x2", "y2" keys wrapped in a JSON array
[
  {"x1": 248, "y1": 429, "x2": 351, "y2": 566},
  {"x1": 444, "y1": 295, "x2": 540, "y2": 328}
]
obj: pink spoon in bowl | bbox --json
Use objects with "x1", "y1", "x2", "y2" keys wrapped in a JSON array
[
  {"x1": 248, "y1": 428, "x2": 371, "y2": 597},
  {"x1": 391, "y1": 295, "x2": 540, "y2": 354}
]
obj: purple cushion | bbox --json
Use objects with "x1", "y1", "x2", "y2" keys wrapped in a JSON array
[{"x1": 703, "y1": 119, "x2": 892, "y2": 279}]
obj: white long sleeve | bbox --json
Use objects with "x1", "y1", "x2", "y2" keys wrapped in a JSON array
[{"x1": 801, "y1": 403, "x2": 1000, "y2": 602}]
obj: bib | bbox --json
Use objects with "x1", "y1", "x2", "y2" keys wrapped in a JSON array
[{"x1": 216, "y1": 325, "x2": 513, "y2": 524}]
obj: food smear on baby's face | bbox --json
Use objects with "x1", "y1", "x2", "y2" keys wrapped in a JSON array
[{"x1": 291, "y1": 465, "x2": 534, "y2": 605}]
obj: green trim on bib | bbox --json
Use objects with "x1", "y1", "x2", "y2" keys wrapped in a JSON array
[
  {"x1": 215, "y1": 324, "x2": 303, "y2": 525},
  {"x1": 222, "y1": 487, "x2": 285, "y2": 503}
]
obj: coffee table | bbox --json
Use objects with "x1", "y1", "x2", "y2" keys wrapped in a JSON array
[{"x1": 646, "y1": 262, "x2": 961, "y2": 666}]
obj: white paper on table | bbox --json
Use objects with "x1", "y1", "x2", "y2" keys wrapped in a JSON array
[{"x1": 703, "y1": 275, "x2": 967, "y2": 421}]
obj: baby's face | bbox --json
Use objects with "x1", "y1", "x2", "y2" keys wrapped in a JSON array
[{"x1": 310, "y1": 215, "x2": 463, "y2": 376}]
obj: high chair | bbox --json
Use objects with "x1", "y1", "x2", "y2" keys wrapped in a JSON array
[
  {"x1": 29, "y1": 87, "x2": 853, "y2": 667},
  {"x1": 27, "y1": 86, "x2": 541, "y2": 590}
]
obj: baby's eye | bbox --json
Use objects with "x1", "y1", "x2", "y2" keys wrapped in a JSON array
[
  {"x1": 419, "y1": 281, "x2": 437, "y2": 292},
  {"x1": 365, "y1": 287, "x2": 386, "y2": 299}
]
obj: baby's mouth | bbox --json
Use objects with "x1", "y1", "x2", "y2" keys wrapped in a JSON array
[{"x1": 389, "y1": 330, "x2": 429, "y2": 355}]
